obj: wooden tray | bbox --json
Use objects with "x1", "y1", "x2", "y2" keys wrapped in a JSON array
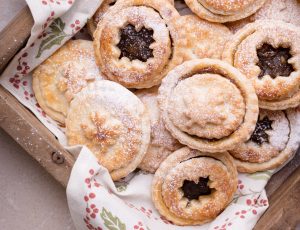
[{"x1": 0, "y1": 6, "x2": 299, "y2": 229}]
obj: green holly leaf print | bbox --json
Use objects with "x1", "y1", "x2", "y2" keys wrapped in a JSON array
[
  {"x1": 36, "y1": 18, "x2": 67, "y2": 58},
  {"x1": 49, "y1": 17, "x2": 65, "y2": 34},
  {"x1": 100, "y1": 207, "x2": 126, "y2": 230},
  {"x1": 248, "y1": 170, "x2": 273, "y2": 180}
]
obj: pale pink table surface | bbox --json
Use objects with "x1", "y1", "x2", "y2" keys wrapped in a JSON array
[{"x1": 0, "y1": 1, "x2": 75, "y2": 229}]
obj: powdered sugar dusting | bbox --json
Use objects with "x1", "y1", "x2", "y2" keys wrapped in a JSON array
[
  {"x1": 136, "y1": 86, "x2": 183, "y2": 173},
  {"x1": 66, "y1": 80, "x2": 150, "y2": 180}
]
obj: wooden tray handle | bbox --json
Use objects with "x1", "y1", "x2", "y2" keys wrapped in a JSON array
[
  {"x1": 0, "y1": 6, "x2": 74, "y2": 187},
  {"x1": 0, "y1": 6, "x2": 34, "y2": 73}
]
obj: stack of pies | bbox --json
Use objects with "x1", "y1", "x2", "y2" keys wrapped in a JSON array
[{"x1": 32, "y1": 0, "x2": 300, "y2": 226}]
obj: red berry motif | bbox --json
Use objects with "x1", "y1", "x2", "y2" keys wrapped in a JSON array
[
  {"x1": 237, "y1": 179, "x2": 245, "y2": 190},
  {"x1": 89, "y1": 193, "x2": 96, "y2": 199},
  {"x1": 133, "y1": 221, "x2": 145, "y2": 230},
  {"x1": 41, "y1": 0, "x2": 69, "y2": 5},
  {"x1": 246, "y1": 199, "x2": 252, "y2": 205}
]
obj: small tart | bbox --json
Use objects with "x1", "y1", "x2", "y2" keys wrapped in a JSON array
[
  {"x1": 93, "y1": 0, "x2": 184, "y2": 89},
  {"x1": 32, "y1": 40, "x2": 104, "y2": 124},
  {"x1": 159, "y1": 58, "x2": 259, "y2": 152},
  {"x1": 223, "y1": 20, "x2": 300, "y2": 110},
  {"x1": 152, "y1": 147, "x2": 237, "y2": 226},
  {"x1": 230, "y1": 107, "x2": 300, "y2": 173},
  {"x1": 87, "y1": 0, "x2": 175, "y2": 37},
  {"x1": 135, "y1": 86, "x2": 182, "y2": 173},
  {"x1": 227, "y1": 0, "x2": 300, "y2": 33},
  {"x1": 66, "y1": 81, "x2": 150, "y2": 181},
  {"x1": 175, "y1": 15, "x2": 232, "y2": 60},
  {"x1": 184, "y1": 0, "x2": 267, "y2": 23}
]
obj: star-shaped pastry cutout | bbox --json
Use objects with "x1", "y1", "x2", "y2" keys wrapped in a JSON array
[
  {"x1": 250, "y1": 116, "x2": 273, "y2": 145},
  {"x1": 81, "y1": 112, "x2": 120, "y2": 150},
  {"x1": 117, "y1": 24, "x2": 155, "y2": 62},
  {"x1": 257, "y1": 44, "x2": 294, "y2": 79}
]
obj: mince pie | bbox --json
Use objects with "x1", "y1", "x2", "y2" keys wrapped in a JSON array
[
  {"x1": 66, "y1": 81, "x2": 150, "y2": 181},
  {"x1": 32, "y1": 40, "x2": 104, "y2": 124},
  {"x1": 152, "y1": 147, "x2": 237, "y2": 225},
  {"x1": 223, "y1": 20, "x2": 300, "y2": 110},
  {"x1": 93, "y1": 0, "x2": 185, "y2": 88},
  {"x1": 230, "y1": 107, "x2": 300, "y2": 173},
  {"x1": 158, "y1": 58, "x2": 259, "y2": 152}
]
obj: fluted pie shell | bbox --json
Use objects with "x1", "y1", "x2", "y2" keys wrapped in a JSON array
[
  {"x1": 223, "y1": 20, "x2": 300, "y2": 110},
  {"x1": 93, "y1": 0, "x2": 184, "y2": 88},
  {"x1": 158, "y1": 58, "x2": 259, "y2": 152},
  {"x1": 184, "y1": 0, "x2": 267, "y2": 23},
  {"x1": 32, "y1": 40, "x2": 104, "y2": 124},
  {"x1": 152, "y1": 147, "x2": 238, "y2": 226},
  {"x1": 66, "y1": 81, "x2": 150, "y2": 181},
  {"x1": 230, "y1": 107, "x2": 300, "y2": 173}
]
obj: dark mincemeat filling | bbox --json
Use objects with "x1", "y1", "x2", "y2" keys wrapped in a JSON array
[
  {"x1": 117, "y1": 24, "x2": 155, "y2": 62},
  {"x1": 181, "y1": 177, "x2": 211, "y2": 200},
  {"x1": 257, "y1": 44, "x2": 294, "y2": 79},
  {"x1": 250, "y1": 116, "x2": 273, "y2": 145}
]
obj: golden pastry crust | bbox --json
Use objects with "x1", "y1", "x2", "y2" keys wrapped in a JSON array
[
  {"x1": 32, "y1": 40, "x2": 104, "y2": 124},
  {"x1": 135, "y1": 86, "x2": 182, "y2": 173},
  {"x1": 158, "y1": 58, "x2": 259, "y2": 152},
  {"x1": 93, "y1": 0, "x2": 185, "y2": 89},
  {"x1": 87, "y1": 0, "x2": 117, "y2": 37},
  {"x1": 66, "y1": 81, "x2": 150, "y2": 181},
  {"x1": 223, "y1": 20, "x2": 300, "y2": 110},
  {"x1": 231, "y1": 107, "x2": 300, "y2": 173},
  {"x1": 175, "y1": 15, "x2": 232, "y2": 60},
  {"x1": 87, "y1": 0, "x2": 175, "y2": 37},
  {"x1": 227, "y1": 0, "x2": 300, "y2": 33},
  {"x1": 184, "y1": 0, "x2": 267, "y2": 23},
  {"x1": 152, "y1": 147, "x2": 237, "y2": 226}
]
